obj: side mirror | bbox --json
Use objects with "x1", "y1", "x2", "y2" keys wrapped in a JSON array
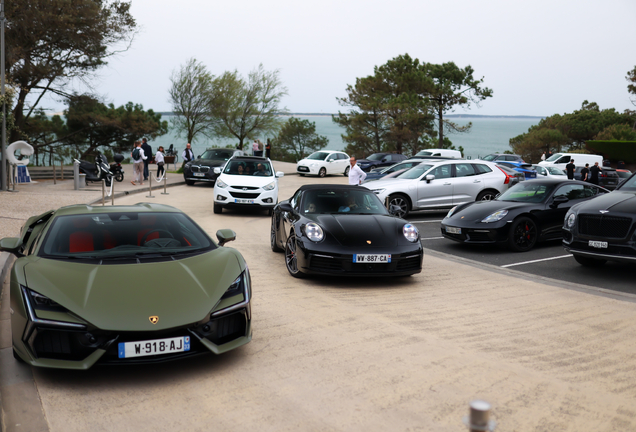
[
  {"x1": 550, "y1": 196, "x2": 569, "y2": 208},
  {"x1": 279, "y1": 202, "x2": 293, "y2": 213},
  {"x1": 425, "y1": 174, "x2": 435, "y2": 183},
  {"x1": 389, "y1": 205, "x2": 402, "y2": 216},
  {"x1": 213, "y1": 167, "x2": 221, "y2": 174},
  {"x1": 381, "y1": 158, "x2": 388, "y2": 163},
  {"x1": 276, "y1": 171, "x2": 285, "y2": 178},
  {"x1": 197, "y1": 155, "x2": 201, "y2": 159},
  {"x1": 0, "y1": 237, "x2": 24, "y2": 257},
  {"x1": 327, "y1": 158, "x2": 334, "y2": 162},
  {"x1": 216, "y1": 229, "x2": 236, "y2": 246}
]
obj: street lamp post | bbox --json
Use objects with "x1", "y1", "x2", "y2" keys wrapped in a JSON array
[{"x1": 0, "y1": 0, "x2": 6, "y2": 191}]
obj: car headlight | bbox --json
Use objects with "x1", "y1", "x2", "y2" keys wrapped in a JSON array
[
  {"x1": 371, "y1": 188, "x2": 385, "y2": 195},
  {"x1": 216, "y1": 178, "x2": 228, "y2": 188},
  {"x1": 221, "y1": 275, "x2": 243, "y2": 299},
  {"x1": 446, "y1": 206, "x2": 458, "y2": 218},
  {"x1": 403, "y1": 223, "x2": 419, "y2": 242},
  {"x1": 481, "y1": 210, "x2": 508, "y2": 223},
  {"x1": 304, "y1": 222, "x2": 324, "y2": 242},
  {"x1": 263, "y1": 181, "x2": 276, "y2": 191},
  {"x1": 566, "y1": 213, "x2": 576, "y2": 228},
  {"x1": 310, "y1": 163, "x2": 318, "y2": 168}
]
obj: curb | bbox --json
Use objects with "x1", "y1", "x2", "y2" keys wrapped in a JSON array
[{"x1": 87, "y1": 180, "x2": 187, "y2": 205}]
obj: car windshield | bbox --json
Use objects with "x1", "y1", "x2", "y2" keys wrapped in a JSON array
[
  {"x1": 481, "y1": 154, "x2": 497, "y2": 161},
  {"x1": 366, "y1": 153, "x2": 386, "y2": 161},
  {"x1": 39, "y1": 212, "x2": 214, "y2": 260},
  {"x1": 396, "y1": 164, "x2": 434, "y2": 179},
  {"x1": 547, "y1": 167, "x2": 566, "y2": 175},
  {"x1": 307, "y1": 152, "x2": 330, "y2": 160},
  {"x1": 545, "y1": 153, "x2": 563, "y2": 162},
  {"x1": 201, "y1": 149, "x2": 234, "y2": 160},
  {"x1": 223, "y1": 160, "x2": 272, "y2": 176},
  {"x1": 415, "y1": 151, "x2": 434, "y2": 157},
  {"x1": 301, "y1": 189, "x2": 388, "y2": 215},
  {"x1": 618, "y1": 174, "x2": 636, "y2": 190},
  {"x1": 497, "y1": 182, "x2": 557, "y2": 203},
  {"x1": 617, "y1": 170, "x2": 632, "y2": 179}
]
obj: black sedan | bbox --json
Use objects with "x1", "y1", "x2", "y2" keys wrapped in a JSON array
[
  {"x1": 270, "y1": 185, "x2": 423, "y2": 277},
  {"x1": 441, "y1": 179, "x2": 608, "y2": 252},
  {"x1": 183, "y1": 148, "x2": 243, "y2": 185},
  {"x1": 563, "y1": 172, "x2": 636, "y2": 266},
  {"x1": 356, "y1": 153, "x2": 407, "y2": 172}
]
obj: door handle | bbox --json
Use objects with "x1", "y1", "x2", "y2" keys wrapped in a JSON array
[
  {"x1": 473, "y1": 180, "x2": 481, "y2": 183},
  {"x1": 444, "y1": 182, "x2": 452, "y2": 185}
]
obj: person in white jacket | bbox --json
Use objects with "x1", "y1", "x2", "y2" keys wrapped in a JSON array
[
  {"x1": 155, "y1": 146, "x2": 165, "y2": 178},
  {"x1": 131, "y1": 141, "x2": 147, "y2": 185},
  {"x1": 348, "y1": 156, "x2": 367, "y2": 185}
]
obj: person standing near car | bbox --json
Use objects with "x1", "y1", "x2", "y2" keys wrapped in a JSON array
[
  {"x1": 541, "y1": 151, "x2": 546, "y2": 161},
  {"x1": 181, "y1": 143, "x2": 194, "y2": 169},
  {"x1": 348, "y1": 156, "x2": 367, "y2": 185},
  {"x1": 265, "y1": 138, "x2": 272, "y2": 158},
  {"x1": 252, "y1": 139, "x2": 259, "y2": 156},
  {"x1": 131, "y1": 141, "x2": 147, "y2": 186},
  {"x1": 589, "y1": 161, "x2": 601, "y2": 185},
  {"x1": 155, "y1": 146, "x2": 165, "y2": 179},
  {"x1": 580, "y1": 163, "x2": 590, "y2": 182},
  {"x1": 141, "y1": 138, "x2": 152, "y2": 181},
  {"x1": 566, "y1": 159, "x2": 576, "y2": 180}
]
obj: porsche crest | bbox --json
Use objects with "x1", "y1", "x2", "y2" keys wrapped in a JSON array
[
  {"x1": 366, "y1": 240, "x2": 372, "y2": 244},
  {"x1": 149, "y1": 316, "x2": 159, "y2": 324}
]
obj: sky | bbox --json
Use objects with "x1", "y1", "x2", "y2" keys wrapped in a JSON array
[{"x1": 43, "y1": 0, "x2": 636, "y2": 117}]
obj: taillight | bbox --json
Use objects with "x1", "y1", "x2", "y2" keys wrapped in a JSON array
[{"x1": 496, "y1": 166, "x2": 512, "y2": 184}]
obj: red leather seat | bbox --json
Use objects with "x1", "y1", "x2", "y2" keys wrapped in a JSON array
[
  {"x1": 137, "y1": 215, "x2": 159, "y2": 245},
  {"x1": 69, "y1": 218, "x2": 94, "y2": 252}
]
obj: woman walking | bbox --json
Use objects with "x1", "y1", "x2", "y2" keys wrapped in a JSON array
[
  {"x1": 131, "y1": 141, "x2": 147, "y2": 185},
  {"x1": 156, "y1": 146, "x2": 165, "y2": 179}
]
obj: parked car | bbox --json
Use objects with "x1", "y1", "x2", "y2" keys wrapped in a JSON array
[
  {"x1": 441, "y1": 179, "x2": 608, "y2": 252},
  {"x1": 213, "y1": 156, "x2": 284, "y2": 215},
  {"x1": 183, "y1": 148, "x2": 244, "y2": 186},
  {"x1": 363, "y1": 160, "x2": 508, "y2": 218},
  {"x1": 480, "y1": 154, "x2": 525, "y2": 163},
  {"x1": 497, "y1": 164, "x2": 525, "y2": 188},
  {"x1": 539, "y1": 153, "x2": 603, "y2": 170},
  {"x1": 356, "y1": 153, "x2": 407, "y2": 172},
  {"x1": 411, "y1": 148, "x2": 462, "y2": 159},
  {"x1": 270, "y1": 185, "x2": 423, "y2": 278},
  {"x1": 363, "y1": 160, "x2": 428, "y2": 183},
  {"x1": 616, "y1": 169, "x2": 633, "y2": 179},
  {"x1": 532, "y1": 164, "x2": 567, "y2": 179},
  {"x1": 572, "y1": 166, "x2": 620, "y2": 190},
  {"x1": 0, "y1": 204, "x2": 252, "y2": 368},
  {"x1": 496, "y1": 161, "x2": 538, "y2": 180},
  {"x1": 296, "y1": 151, "x2": 350, "y2": 177},
  {"x1": 563, "y1": 172, "x2": 636, "y2": 266}
]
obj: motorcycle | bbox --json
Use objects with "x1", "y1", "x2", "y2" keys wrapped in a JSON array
[
  {"x1": 110, "y1": 154, "x2": 125, "y2": 182},
  {"x1": 74, "y1": 152, "x2": 113, "y2": 187}
]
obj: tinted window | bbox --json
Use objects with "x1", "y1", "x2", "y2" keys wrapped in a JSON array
[
  {"x1": 474, "y1": 164, "x2": 493, "y2": 174},
  {"x1": 397, "y1": 164, "x2": 434, "y2": 179},
  {"x1": 546, "y1": 153, "x2": 563, "y2": 162},
  {"x1": 497, "y1": 182, "x2": 556, "y2": 203},
  {"x1": 201, "y1": 149, "x2": 234, "y2": 160},
  {"x1": 302, "y1": 188, "x2": 388, "y2": 215},
  {"x1": 455, "y1": 163, "x2": 477, "y2": 177},
  {"x1": 367, "y1": 153, "x2": 386, "y2": 161},
  {"x1": 556, "y1": 156, "x2": 571, "y2": 164},
  {"x1": 307, "y1": 152, "x2": 330, "y2": 160},
  {"x1": 224, "y1": 160, "x2": 272, "y2": 176},
  {"x1": 534, "y1": 166, "x2": 546, "y2": 175},
  {"x1": 429, "y1": 165, "x2": 452, "y2": 179},
  {"x1": 583, "y1": 185, "x2": 605, "y2": 197},
  {"x1": 481, "y1": 154, "x2": 496, "y2": 161},
  {"x1": 554, "y1": 184, "x2": 585, "y2": 200},
  {"x1": 547, "y1": 167, "x2": 566, "y2": 175}
]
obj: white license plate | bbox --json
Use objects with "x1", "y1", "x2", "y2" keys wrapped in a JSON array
[
  {"x1": 193, "y1": 173, "x2": 205, "y2": 177},
  {"x1": 118, "y1": 336, "x2": 190, "y2": 359},
  {"x1": 353, "y1": 254, "x2": 391, "y2": 263},
  {"x1": 446, "y1": 226, "x2": 461, "y2": 234},
  {"x1": 588, "y1": 240, "x2": 608, "y2": 249},
  {"x1": 235, "y1": 198, "x2": 254, "y2": 204}
]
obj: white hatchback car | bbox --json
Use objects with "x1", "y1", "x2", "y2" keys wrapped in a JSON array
[
  {"x1": 296, "y1": 150, "x2": 350, "y2": 177},
  {"x1": 363, "y1": 160, "x2": 508, "y2": 217},
  {"x1": 213, "y1": 156, "x2": 284, "y2": 215}
]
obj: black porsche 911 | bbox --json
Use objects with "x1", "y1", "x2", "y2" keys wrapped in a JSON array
[
  {"x1": 270, "y1": 185, "x2": 423, "y2": 277},
  {"x1": 441, "y1": 179, "x2": 608, "y2": 252},
  {"x1": 563, "y1": 172, "x2": 636, "y2": 267}
]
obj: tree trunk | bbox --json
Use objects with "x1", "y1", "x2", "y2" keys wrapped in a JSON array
[{"x1": 438, "y1": 106, "x2": 444, "y2": 146}]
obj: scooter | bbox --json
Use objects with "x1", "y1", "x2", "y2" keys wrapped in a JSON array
[
  {"x1": 110, "y1": 154, "x2": 125, "y2": 182},
  {"x1": 74, "y1": 152, "x2": 113, "y2": 187}
]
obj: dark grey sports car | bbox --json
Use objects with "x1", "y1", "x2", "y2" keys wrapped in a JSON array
[{"x1": 270, "y1": 185, "x2": 423, "y2": 277}]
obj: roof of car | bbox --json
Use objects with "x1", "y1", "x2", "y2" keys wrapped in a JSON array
[
  {"x1": 230, "y1": 156, "x2": 269, "y2": 162},
  {"x1": 297, "y1": 184, "x2": 375, "y2": 192}
]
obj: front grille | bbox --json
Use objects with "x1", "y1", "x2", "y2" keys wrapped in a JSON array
[
  {"x1": 190, "y1": 166, "x2": 210, "y2": 173},
  {"x1": 229, "y1": 192, "x2": 260, "y2": 199},
  {"x1": 466, "y1": 231, "x2": 492, "y2": 242},
  {"x1": 30, "y1": 329, "x2": 96, "y2": 360},
  {"x1": 578, "y1": 215, "x2": 632, "y2": 239},
  {"x1": 231, "y1": 186, "x2": 259, "y2": 190},
  {"x1": 308, "y1": 252, "x2": 421, "y2": 274},
  {"x1": 207, "y1": 311, "x2": 247, "y2": 345},
  {"x1": 311, "y1": 256, "x2": 343, "y2": 271}
]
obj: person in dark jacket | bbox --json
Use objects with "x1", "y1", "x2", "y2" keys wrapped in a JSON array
[
  {"x1": 566, "y1": 159, "x2": 575, "y2": 180},
  {"x1": 580, "y1": 163, "x2": 589, "y2": 182},
  {"x1": 589, "y1": 162, "x2": 601, "y2": 185},
  {"x1": 265, "y1": 138, "x2": 272, "y2": 158},
  {"x1": 141, "y1": 138, "x2": 152, "y2": 181}
]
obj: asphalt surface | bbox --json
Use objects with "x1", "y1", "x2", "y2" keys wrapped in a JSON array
[{"x1": 403, "y1": 209, "x2": 636, "y2": 296}]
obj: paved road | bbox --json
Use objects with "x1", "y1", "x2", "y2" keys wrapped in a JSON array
[{"x1": 3, "y1": 174, "x2": 636, "y2": 431}]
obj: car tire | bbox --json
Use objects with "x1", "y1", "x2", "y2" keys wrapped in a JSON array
[
  {"x1": 213, "y1": 204, "x2": 223, "y2": 214},
  {"x1": 573, "y1": 255, "x2": 607, "y2": 267},
  {"x1": 115, "y1": 172, "x2": 124, "y2": 182},
  {"x1": 285, "y1": 233, "x2": 305, "y2": 278},
  {"x1": 299, "y1": 173, "x2": 305, "y2": 177},
  {"x1": 13, "y1": 348, "x2": 25, "y2": 363},
  {"x1": 388, "y1": 194, "x2": 410, "y2": 218},
  {"x1": 508, "y1": 217, "x2": 538, "y2": 252},
  {"x1": 477, "y1": 190, "x2": 498, "y2": 201},
  {"x1": 318, "y1": 167, "x2": 327, "y2": 178},
  {"x1": 185, "y1": 180, "x2": 195, "y2": 186},
  {"x1": 271, "y1": 215, "x2": 283, "y2": 252},
  {"x1": 344, "y1": 166, "x2": 350, "y2": 177}
]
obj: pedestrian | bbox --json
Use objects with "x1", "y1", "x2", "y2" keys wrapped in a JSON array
[
  {"x1": 252, "y1": 139, "x2": 259, "y2": 156},
  {"x1": 589, "y1": 161, "x2": 601, "y2": 185},
  {"x1": 155, "y1": 146, "x2": 165, "y2": 179},
  {"x1": 566, "y1": 159, "x2": 575, "y2": 180},
  {"x1": 541, "y1": 151, "x2": 546, "y2": 161},
  {"x1": 131, "y1": 141, "x2": 146, "y2": 186},
  {"x1": 181, "y1": 143, "x2": 194, "y2": 169},
  {"x1": 257, "y1": 139, "x2": 264, "y2": 157},
  {"x1": 265, "y1": 138, "x2": 272, "y2": 158},
  {"x1": 580, "y1": 163, "x2": 589, "y2": 182},
  {"x1": 348, "y1": 156, "x2": 367, "y2": 185},
  {"x1": 141, "y1": 138, "x2": 152, "y2": 181}
]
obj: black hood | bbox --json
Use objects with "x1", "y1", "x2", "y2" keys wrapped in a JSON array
[
  {"x1": 190, "y1": 157, "x2": 227, "y2": 167},
  {"x1": 449, "y1": 200, "x2": 534, "y2": 222},
  {"x1": 574, "y1": 191, "x2": 636, "y2": 213},
  {"x1": 313, "y1": 214, "x2": 403, "y2": 247}
]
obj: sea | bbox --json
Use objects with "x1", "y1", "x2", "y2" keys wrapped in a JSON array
[{"x1": 143, "y1": 114, "x2": 543, "y2": 160}]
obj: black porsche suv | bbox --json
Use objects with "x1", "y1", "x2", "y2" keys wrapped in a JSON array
[{"x1": 563, "y1": 172, "x2": 636, "y2": 266}]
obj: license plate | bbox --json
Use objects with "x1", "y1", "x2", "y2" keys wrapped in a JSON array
[
  {"x1": 353, "y1": 254, "x2": 391, "y2": 263},
  {"x1": 193, "y1": 173, "x2": 205, "y2": 177},
  {"x1": 118, "y1": 336, "x2": 190, "y2": 359},
  {"x1": 588, "y1": 240, "x2": 608, "y2": 249},
  {"x1": 235, "y1": 198, "x2": 254, "y2": 204},
  {"x1": 446, "y1": 226, "x2": 461, "y2": 234},
  {"x1": 298, "y1": 166, "x2": 309, "y2": 172}
]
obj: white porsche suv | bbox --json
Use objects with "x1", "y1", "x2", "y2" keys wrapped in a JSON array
[
  {"x1": 213, "y1": 156, "x2": 284, "y2": 215},
  {"x1": 363, "y1": 160, "x2": 509, "y2": 217}
]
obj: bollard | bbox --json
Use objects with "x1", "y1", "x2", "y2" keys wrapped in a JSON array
[
  {"x1": 60, "y1": 160, "x2": 64, "y2": 180},
  {"x1": 146, "y1": 178, "x2": 154, "y2": 198},
  {"x1": 102, "y1": 179, "x2": 105, "y2": 206},
  {"x1": 464, "y1": 400, "x2": 495, "y2": 432},
  {"x1": 73, "y1": 160, "x2": 80, "y2": 190},
  {"x1": 53, "y1": 163, "x2": 57, "y2": 185},
  {"x1": 111, "y1": 179, "x2": 115, "y2": 206},
  {"x1": 12, "y1": 165, "x2": 16, "y2": 191},
  {"x1": 161, "y1": 172, "x2": 169, "y2": 195}
]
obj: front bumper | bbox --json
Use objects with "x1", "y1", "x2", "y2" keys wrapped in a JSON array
[
  {"x1": 440, "y1": 220, "x2": 509, "y2": 244},
  {"x1": 214, "y1": 187, "x2": 277, "y2": 208},
  {"x1": 296, "y1": 164, "x2": 321, "y2": 175}
]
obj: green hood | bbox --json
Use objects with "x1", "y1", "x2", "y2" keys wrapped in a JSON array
[{"x1": 23, "y1": 248, "x2": 244, "y2": 331}]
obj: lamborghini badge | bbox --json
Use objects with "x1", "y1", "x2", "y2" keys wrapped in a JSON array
[{"x1": 149, "y1": 316, "x2": 159, "y2": 324}]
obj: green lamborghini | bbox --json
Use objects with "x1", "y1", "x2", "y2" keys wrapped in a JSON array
[{"x1": 0, "y1": 203, "x2": 251, "y2": 369}]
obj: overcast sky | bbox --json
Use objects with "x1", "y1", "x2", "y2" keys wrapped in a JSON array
[{"x1": 50, "y1": 0, "x2": 636, "y2": 117}]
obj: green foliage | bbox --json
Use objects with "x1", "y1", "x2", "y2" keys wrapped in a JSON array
[
  {"x1": 627, "y1": 66, "x2": 636, "y2": 104},
  {"x1": 275, "y1": 118, "x2": 328, "y2": 161},
  {"x1": 169, "y1": 58, "x2": 216, "y2": 144},
  {"x1": 595, "y1": 124, "x2": 636, "y2": 141},
  {"x1": 586, "y1": 141, "x2": 636, "y2": 164}
]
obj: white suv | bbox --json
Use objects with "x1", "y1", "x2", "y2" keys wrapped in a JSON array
[
  {"x1": 363, "y1": 160, "x2": 507, "y2": 217},
  {"x1": 213, "y1": 156, "x2": 284, "y2": 215},
  {"x1": 296, "y1": 151, "x2": 350, "y2": 177}
]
